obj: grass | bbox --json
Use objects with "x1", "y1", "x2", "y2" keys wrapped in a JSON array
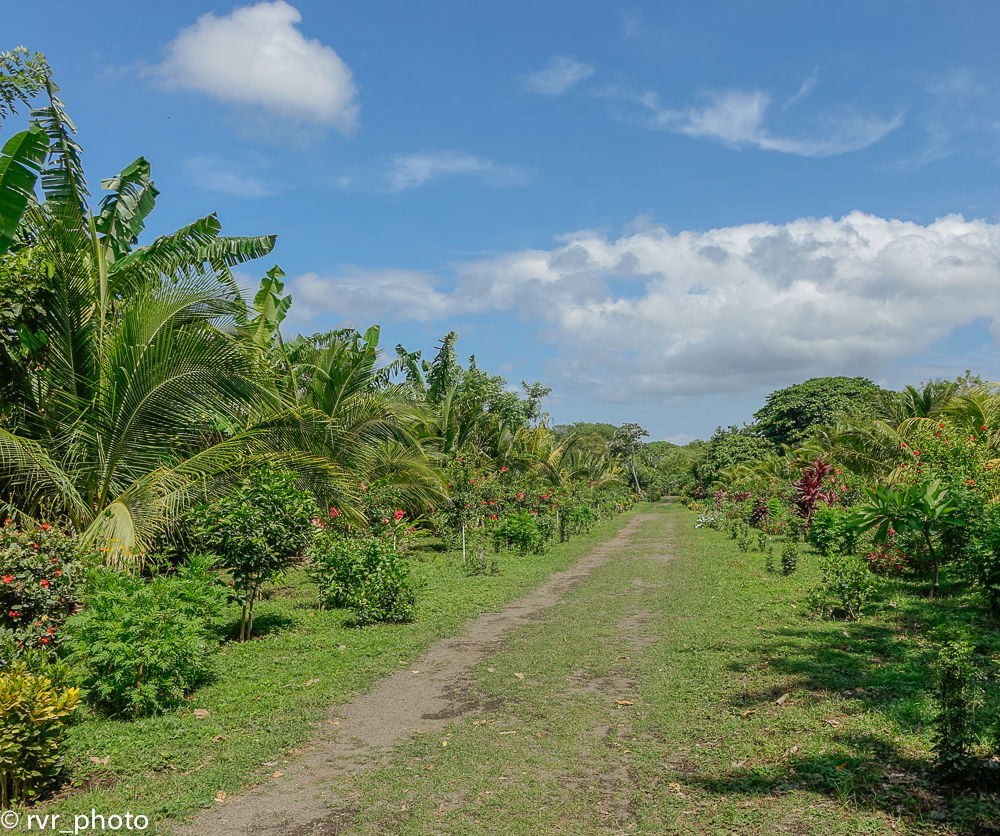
[
  {"x1": 315, "y1": 503, "x2": 1000, "y2": 835},
  {"x1": 31, "y1": 508, "x2": 639, "y2": 833}
]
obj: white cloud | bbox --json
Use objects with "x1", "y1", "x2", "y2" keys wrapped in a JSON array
[
  {"x1": 184, "y1": 156, "x2": 271, "y2": 198},
  {"x1": 290, "y1": 268, "x2": 453, "y2": 324},
  {"x1": 155, "y1": 1, "x2": 358, "y2": 132},
  {"x1": 289, "y1": 212, "x2": 1000, "y2": 400},
  {"x1": 385, "y1": 151, "x2": 527, "y2": 191},
  {"x1": 603, "y1": 85, "x2": 902, "y2": 157},
  {"x1": 524, "y1": 55, "x2": 595, "y2": 95}
]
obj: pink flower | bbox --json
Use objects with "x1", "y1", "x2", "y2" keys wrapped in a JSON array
[
  {"x1": 329, "y1": 508, "x2": 340, "y2": 518},
  {"x1": 394, "y1": 510, "x2": 405, "y2": 521},
  {"x1": 382, "y1": 518, "x2": 390, "y2": 524},
  {"x1": 360, "y1": 483, "x2": 366, "y2": 491},
  {"x1": 500, "y1": 466, "x2": 507, "y2": 472}
]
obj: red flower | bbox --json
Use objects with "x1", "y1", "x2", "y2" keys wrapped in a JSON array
[
  {"x1": 969, "y1": 479, "x2": 976, "y2": 485},
  {"x1": 40, "y1": 579, "x2": 50, "y2": 588},
  {"x1": 518, "y1": 492, "x2": 525, "y2": 500},
  {"x1": 394, "y1": 510, "x2": 405, "y2": 521},
  {"x1": 40, "y1": 523, "x2": 51, "y2": 531},
  {"x1": 382, "y1": 518, "x2": 390, "y2": 524},
  {"x1": 490, "y1": 514, "x2": 498, "y2": 520},
  {"x1": 835, "y1": 469, "x2": 842, "y2": 475},
  {"x1": 981, "y1": 425, "x2": 987, "y2": 431},
  {"x1": 901, "y1": 442, "x2": 907, "y2": 448},
  {"x1": 40, "y1": 637, "x2": 49, "y2": 644},
  {"x1": 1, "y1": 575, "x2": 12, "y2": 584},
  {"x1": 470, "y1": 479, "x2": 476, "y2": 485},
  {"x1": 329, "y1": 508, "x2": 340, "y2": 518},
  {"x1": 500, "y1": 466, "x2": 507, "y2": 472},
  {"x1": 914, "y1": 450, "x2": 920, "y2": 455}
]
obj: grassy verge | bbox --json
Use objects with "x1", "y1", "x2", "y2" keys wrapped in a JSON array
[
  {"x1": 323, "y1": 503, "x2": 999, "y2": 835},
  {"x1": 30, "y1": 509, "x2": 639, "y2": 833}
]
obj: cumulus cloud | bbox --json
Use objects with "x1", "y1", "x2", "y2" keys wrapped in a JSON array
[
  {"x1": 289, "y1": 212, "x2": 1000, "y2": 400},
  {"x1": 524, "y1": 55, "x2": 595, "y2": 95},
  {"x1": 385, "y1": 151, "x2": 528, "y2": 191},
  {"x1": 155, "y1": 1, "x2": 358, "y2": 132},
  {"x1": 184, "y1": 156, "x2": 271, "y2": 198},
  {"x1": 603, "y1": 85, "x2": 902, "y2": 157}
]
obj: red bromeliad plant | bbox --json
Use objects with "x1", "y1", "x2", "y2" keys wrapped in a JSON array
[{"x1": 791, "y1": 459, "x2": 838, "y2": 527}]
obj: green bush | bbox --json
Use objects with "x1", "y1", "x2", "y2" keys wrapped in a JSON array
[
  {"x1": 493, "y1": 511, "x2": 545, "y2": 555},
  {"x1": 65, "y1": 560, "x2": 227, "y2": 717},
  {"x1": 807, "y1": 553, "x2": 879, "y2": 620},
  {"x1": 308, "y1": 535, "x2": 416, "y2": 625},
  {"x1": 0, "y1": 521, "x2": 82, "y2": 653},
  {"x1": 932, "y1": 640, "x2": 986, "y2": 778},
  {"x1": 191, "y1": 466, "x2": 316, "y2": 640},
  {"x1": 808, "y1": 506, "x2": 862, "y2": 556},
  {"x1": 0, "y1": 664, "x2": 80, "y2": 806},
  {"x1": 780, "y1": 540, "x2": 799, "y2": 575}
]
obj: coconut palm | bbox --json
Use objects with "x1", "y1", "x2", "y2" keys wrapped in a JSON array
[{"x1": 0, "y1": 85, "x2": 344, "y2": 563}]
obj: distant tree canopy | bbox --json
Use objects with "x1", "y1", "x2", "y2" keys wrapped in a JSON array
[
  {"x1": 695, "y1": 426, "x2": 773, "y2": 490},
  {"x1": 752, "y1": 376, "x2": 886, "y2": 449}
]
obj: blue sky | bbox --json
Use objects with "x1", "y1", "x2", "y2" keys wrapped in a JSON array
[{"x1": 8, "y1": 0, "x2": 1000, "y2": 441}]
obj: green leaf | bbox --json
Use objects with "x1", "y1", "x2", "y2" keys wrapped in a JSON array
[{"x1": 0, "y1": 125, "x2": 46, "y2": 254}]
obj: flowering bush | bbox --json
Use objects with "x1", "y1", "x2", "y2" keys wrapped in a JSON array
[
  {"x1": 0, "y1": 521, "x2": 82, "y2": 655},
  {"x1": 864, "y1": 545, "x2": 909, "y2": 574},
  {"x1": 808, "y1": 506, "x2": 862, "y2": 557},
  {"x1": 0, "y1": 664, "x2": 81, "y2": 806},
  {"x1": 308, "y1": 534, "x2": 415, "y2": 625}
]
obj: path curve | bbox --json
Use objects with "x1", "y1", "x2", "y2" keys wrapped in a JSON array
[{"x1": 177, "y1": 511, "x2": 658, "y2": 836}]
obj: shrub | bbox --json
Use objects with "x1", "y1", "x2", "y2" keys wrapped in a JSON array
[
  {"x1": 807, "y1": 553, "x2": 879, "y2": 620},
  {"x1": 493, "y1": 511, "x2": 545, "y2": 555},
  {"x1": 808, "y1": 507, "x2": 861, "y2": 557},
  {"x1": 0, "y1": 664, "x2": 80, "y2": 806},
  {"x1": 780, "y1": 541, "x2": 799, "y2": 575},
  {"x1": 0, "y1": 521, "x2": 82, "y2": 653},
  {"x1": 695, "y1": 514, "x2": 719, "y2": 530},
  {"x1": 309, "y1": 535, "x2": 416, "y2": 625},
  {"x1": 191, "y1": 466, "x2": 316, "y2": 640},
  {"x1": 65, "y1": 561, "x2": 227, "y2": 717},
  {"x1": 736, "y1": 524, "x2": 753, "y2": 552},
  {"x1": 932, "y1": 640, "x2": 986, "y2": 778}
]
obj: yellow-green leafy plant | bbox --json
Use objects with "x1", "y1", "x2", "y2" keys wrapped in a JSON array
[{"x1": 0, "y1": 663, "x2": 80, "y2": 806}]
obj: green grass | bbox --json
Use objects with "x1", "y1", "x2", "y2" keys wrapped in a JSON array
[
  {"x1": 31, "y1": 509, "x2": 639, "y2": 833},
  {"x1": 319, "y1": 503, "x2": 1000, "y2": 835}
]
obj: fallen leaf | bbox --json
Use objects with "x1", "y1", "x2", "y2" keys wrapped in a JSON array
[
  {"x1": 498, "y1": 731, "x2": 517, "y2": 735},
  {"x1": 731, "y1": 760, "x2": 746, "y2": 768},
  {"x1": 441, "y1": 740, "x2": 449, "y2": 747},
  {"x1": 193, "y1": 709, "x2": 211, "y2": 719},
  {"x1": 615, "y1": 700, "x2": 634, "y2": 706},
  {"x1": 215, "y1": 791, "x2": 227, "y2": 802},
  {"x1": 302, "y1": 678, "x2": 319, "y2": 687},
  {"x1": 271, "y1": 770, "x2": 283, "y2": 778},
  {"x1": 740, "y1": 709, "x2": 756, "y2": 718},
  {"x1": 825, "y1": 718, "x2": 842, "y2": 727},
  {"x1": 775, "y1": 693, "x2": 790, "y2": 705},
  {"x1": 211, "y1": 735, "x2": 225, "y2": 743},
  {"x1": 89, "y1": 756, "x2": 110, "y2": 766},
  {"x1": 263, "y1": 761, "x2": 278, "y2": 767},
  {"x1": 513, "y1": 672, "x2": 525, "y2": 679}
]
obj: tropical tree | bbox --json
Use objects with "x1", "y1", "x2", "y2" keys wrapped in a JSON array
[
  {"x1": 857, "y1": 480, "x2": 962, "y2": 596},
  {"x1": 0, "y1": 84, "x2": 342, "y2": 563}
]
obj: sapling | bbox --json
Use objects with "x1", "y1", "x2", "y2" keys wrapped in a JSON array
[{"x1": 781, "y1": 541, "x2": 799, "y2": 575}]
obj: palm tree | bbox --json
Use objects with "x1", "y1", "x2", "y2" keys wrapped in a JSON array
[{"x1": 0, "y1": 85, "x2": 342, "y2": 564}]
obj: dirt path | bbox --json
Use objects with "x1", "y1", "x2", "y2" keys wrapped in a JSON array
[{"x1": 176, "y1": 511, "x2": 660, "y2": 836}]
